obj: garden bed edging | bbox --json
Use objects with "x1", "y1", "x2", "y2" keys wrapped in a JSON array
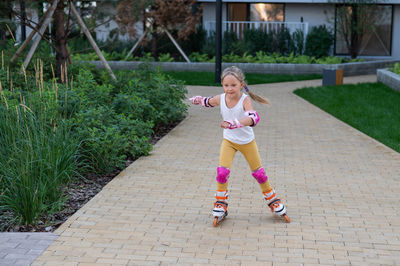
[
  {"x1": 377, "y1": 69, "x2": 400, "y2": 93},
  {"x1": 88, "y1": 59, "x2": 400, "y2": 77}
]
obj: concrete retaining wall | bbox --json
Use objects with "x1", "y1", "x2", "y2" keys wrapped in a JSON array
[
  {"x1": 88, "y1": 59, "x2": 400, "y2": 77},
  {"x1": 377, "y1": 69, "x2": 400, "y2": 93}
]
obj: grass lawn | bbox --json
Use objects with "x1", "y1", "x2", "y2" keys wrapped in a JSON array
[
  {"x1": 165, "y1": 71, "x2": 321, "y2": 86},
  {"x1": 294, "y1": 82, "x2": 400, "y2": 153}
]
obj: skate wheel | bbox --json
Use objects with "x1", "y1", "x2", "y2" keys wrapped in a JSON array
[
  {"x1": 283, "y1": 214, "x2": 290, "y2": 223},
  {"x1": 213, "y1": 217, "x2": 218, "y2": 227}
]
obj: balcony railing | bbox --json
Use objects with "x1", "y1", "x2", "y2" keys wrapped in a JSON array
[{"x1": 204, "y1": 21, "x2": 309, "y2": 40}]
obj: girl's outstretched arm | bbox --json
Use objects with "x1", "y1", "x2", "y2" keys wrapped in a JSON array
[{"x1": 190, "y1": 94, "x2": 220, "y2": 107}]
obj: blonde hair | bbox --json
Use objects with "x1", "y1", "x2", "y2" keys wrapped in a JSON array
[{"x1": 221, "y1": 66, "x2": 270, "y2": 104}]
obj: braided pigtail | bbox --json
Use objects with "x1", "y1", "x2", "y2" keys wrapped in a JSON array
[{"x1": 244, "y1": 85, "x2": 270, "y2": 104}]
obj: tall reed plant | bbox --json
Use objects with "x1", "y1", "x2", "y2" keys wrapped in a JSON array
[
  {"x1": 0, "y1": 53, "x2": 81, "y2": 229},
  {"x1": 0, "y1": 104, "x2": 80, "y2": 228}
]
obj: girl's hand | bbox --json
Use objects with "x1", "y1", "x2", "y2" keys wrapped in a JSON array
[
  {"x1": 221, "y1": 121, "x2": 231, "y2": 129},
  {"x1": 189, "y1": 96, "x2": 203, "y2": 105},
  {"x1": 221, "y1": 119, "x2": 244, "y2": 129}
]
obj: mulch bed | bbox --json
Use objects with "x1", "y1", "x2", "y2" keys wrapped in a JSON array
[{"x1": 1, "y1": 121, "x2": 181, "y2": 232}]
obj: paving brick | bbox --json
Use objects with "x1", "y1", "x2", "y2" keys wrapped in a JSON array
[
  {"x1": 4, "y1": 253, "x2": 38, "y2": 260},
  {"x1": 0, "y1": 242, "x2": 20, "y2": 249},
  {"x1": 96, "y1": 258, "x2": 130, "y2": 264},
  {"x1": 0, "y1": 258, "x2": 19, "y2": 265},
  {"x1": 14, "y1": 259, "x2": 34, "y2": 265}
]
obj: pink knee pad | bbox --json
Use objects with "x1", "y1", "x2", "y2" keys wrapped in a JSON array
[
  {"x1": 216, "y1": 166, "x2": 230, "y2": 184},
  {"x1": 252, "y1": 167, "x2": 268, "y2": 184}
]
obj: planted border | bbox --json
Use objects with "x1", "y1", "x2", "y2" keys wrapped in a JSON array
[{"x1": 88, "y1": 59, "x2": 400, "y2": 76}]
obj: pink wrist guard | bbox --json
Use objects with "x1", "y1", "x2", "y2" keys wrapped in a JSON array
[
  {"x1": 245, "y1": 110, "x2": 260, "y2": 127},
  {"x1": 201, "y1": 97, "x2": 214, "y2": 107},
  {"x1": 226, "y1": 119, "x2": 243, "y2": 129}
]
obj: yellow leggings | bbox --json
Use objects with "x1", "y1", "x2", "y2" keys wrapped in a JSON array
[{"x1": 217, "y1": 138, "x2": 272, "y2": 193}]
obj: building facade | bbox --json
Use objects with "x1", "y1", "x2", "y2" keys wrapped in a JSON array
[{"x1": 199, "y1": 0, "x2": 400, "y2": 59}]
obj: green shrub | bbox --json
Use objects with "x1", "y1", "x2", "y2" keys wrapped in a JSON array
[
  {"x1": 66, "y1": 65, "x2": 187, "y2": 174},
  {"x1": 201, "y1": 32, "x2": 216, "y2": 56},
  {"x1": 112, "y1": 65, "x2": 188, "y2": 126},
  {"x1": 305, "y1": 25, "x2": 334, "y2": 58},
  {"x1": 73, "y1": 69, "x2": 113, "y2": 107},
  {"x1": 222, "y1": 31, "x2": 241, "y2": 55},
  {"x1": 71, "y1": 52, "x2": 98, "y2": 61},
  {"x1": 180, "y1": 26, "x2": 207, "y2": 54},
  {"x1": 391, "y1": 63, "x2": 400, "y2": 75},
  {"x1": 291, "y1": 54, "x2": 313, "y2": 64},
  {"x1": 60, "y1": 69, "x2": 151, "y2": 173},
  {"x1": 159, "y1": 53, "x2": 174, "y2": 62},
  {"x1": 242, "y1": 29, "x2": 272, "y2": 55},
  {"x1": 276, "y1": 28, "x2": 294, "y2": 56},
  {"x1": 112, "y1": 93, "x2": 155, "y2": 122},
  {"x1": 68, "y1": 35, "x2": 92, "y2": 54},
  {"x1": 222, "y1": 52, "x2": 257, "y2": 63},
  {"x1": 292, "y1": 29, "x2": 305, "y2": 55},
  {"x1": 140, "y1": 52, "x2": 156, "y2": 62},
  {"x1": 189, "y1": 52, "x2": 211, "y2": 62},
  {"x1": 71, "y1": 106, "x2": 153, "y2": 173},
  {"x1": 254, "y1": 51, "x2": 277, "y2": 63},
  {"x1": 68, "y1": 35, "x2": 135, "y2": 56},
  {"x1": 188, "y1": 51, "x2": 361, "y2": 65},
  {"x1": 315, "y1": 56, "x2": 344, "y2": 64}
]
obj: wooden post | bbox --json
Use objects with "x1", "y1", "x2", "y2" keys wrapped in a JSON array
[
  {"x1": 125, "y1": 29, "x2": 148, "y2": 60},
  {"x1": 22, "y1": 0, "x2": 59, "y2": 69},
  {"x1": 10, "y1": 7, "x2": 50, "y2": 63},
  {"x1": 336, "y1": 69, "x2": 344, "y2": 85},
  {"x1": 70, "y1": 3, "x2": 116, "y2": 80},
  {"x1": 163, "y1": 28, "x2": 191, "y2": 63}
]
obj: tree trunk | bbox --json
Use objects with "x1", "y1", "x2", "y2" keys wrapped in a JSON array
[{"x1": 53, "y1": 1, "x2": 68, "y2": 83}]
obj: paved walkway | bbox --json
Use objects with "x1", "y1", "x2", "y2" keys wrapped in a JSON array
[
  {"x1": 0, "y1": 233, "x2": 57, "y2": 265},
  {"x1": 8, "y1": 75, "x2": 400, "y2": 265}
]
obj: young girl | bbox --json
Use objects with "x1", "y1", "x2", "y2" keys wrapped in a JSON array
[{"x1": 190, "y1": 66, "x2": 290, "y2": 225}]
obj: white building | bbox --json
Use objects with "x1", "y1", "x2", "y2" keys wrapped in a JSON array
[
  {"x1": 12, "y1": 1, "x2": 138, "y2": 44},
  {"x1": 198, "y1": 0, "x2": 400, "y2": 59}
]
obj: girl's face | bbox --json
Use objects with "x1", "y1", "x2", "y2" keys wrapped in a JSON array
[{"x1": 222, "y1": 74, "x2": 244, "y2": 96}]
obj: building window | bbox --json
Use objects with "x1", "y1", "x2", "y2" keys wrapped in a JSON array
[
  {"x1": 250, "y1": 4, "x2": 284, "y2": 22},
  {"x1": 227, "y1": 3, "x2": 284, "y2": 22},
  {"x1": 335, "y1": 4, "x2": 392, "y2": 56},
  {"x1": 228, "y1": 3, "x2": 247, "y2": 21}
]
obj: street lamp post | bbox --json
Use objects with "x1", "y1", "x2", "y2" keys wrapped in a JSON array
[{"x1": 215, "y1": 0, "x2": 222, "y2": 83}]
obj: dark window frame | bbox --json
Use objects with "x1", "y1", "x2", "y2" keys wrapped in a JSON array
[{"x1": 334, "y1": 3, "x2": 393, "y2": 56}]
